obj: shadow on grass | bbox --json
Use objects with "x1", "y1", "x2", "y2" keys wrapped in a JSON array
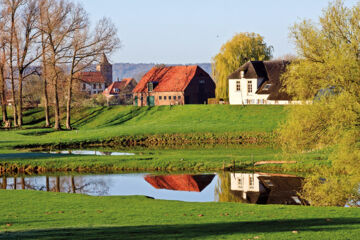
[{"x1": 1, "y1": 218, "x2": 359, "y2": 240}]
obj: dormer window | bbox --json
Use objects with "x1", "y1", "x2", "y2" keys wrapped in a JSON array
[
  {"x1": 263, "y1": 84, "x2": 272, "y2": 91},
  {"x1": 147, "y1": 82, "x2": 153, "y2": 92},
  {"x1": 114, "y1": 88, "x2": 120, "y2": 93}
]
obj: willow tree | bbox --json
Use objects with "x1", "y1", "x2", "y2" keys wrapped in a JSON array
[
  {"x1": 212, "y1": 32, "x2": 273, "y2": 99},
  {"x1": 278, "y1": 0, "x2": 360, "y2": 206}
]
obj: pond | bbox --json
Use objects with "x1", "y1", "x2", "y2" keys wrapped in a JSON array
[{"x1": 0, "y1": 172, "x2": 307, "y2": 205}]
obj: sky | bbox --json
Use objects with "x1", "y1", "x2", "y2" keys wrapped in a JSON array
[{"x1": 78, "y1": 0, "x2": 359, "y2": 64}]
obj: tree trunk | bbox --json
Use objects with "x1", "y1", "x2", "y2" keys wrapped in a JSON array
[
  {"x1": 53, "y1": 77, "x2": 60, "y2": 130},
  {"x1": 66, "y1": 74, "x2": 74, "y2": 129},
  {"x1": 17, "y1": 73, "x2": 23, "y2": 127},
  {"x1": 0, "y1": 66, "x2": 7, "y2": 123},
  {"x1": 9, "y1": 14, "x2": 17, "y2": 127},
  {"x1": 10, "y1": 72, "x2": 17, "y2": 127},
  {"x1": 41, "y1": 32, "x2": 50, "y2": 127}
]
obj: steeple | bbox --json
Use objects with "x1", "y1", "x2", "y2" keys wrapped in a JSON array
[
  {"x1": 96, "y1": 53, "x2": 113, "y2": 87},
  {"x1": 100, "y1": 53, "x2": 110, "y2": 65}
]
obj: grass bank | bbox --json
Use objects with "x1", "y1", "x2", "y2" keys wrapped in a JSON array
[
  {"x1": 0, "y1": 191, "x2": 359, "y2": 239},
  {"x1": 0, "y1": 105, "x2": 286, "y2": 149}
]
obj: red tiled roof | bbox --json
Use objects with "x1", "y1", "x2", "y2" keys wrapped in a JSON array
[
  {"x1": 133, "y1": 65, "x2": 199, "y2": 93},
  {"x1": 144, "y1": 174, "x2": 215, "y2": 192},
  {"x1": 103, "y1": 78, "x2": 134, "y2": 95},
  {"x1": 78, "y1": 72, "x2": 105, "y2": 84}
]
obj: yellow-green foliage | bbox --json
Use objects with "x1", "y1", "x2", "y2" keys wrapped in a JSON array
[
  {"x1": 279, "y1": 0, "x2": 360, "y2": 206},
  {"x1": 212, "y1": 32, "x2": 273, "y2": 99},
  {"x1": 282, "y1": 0, "x2": 360, "y2": 100},
  {"x1": 278, "y1": 93, "x2": 359, "y2": 153}
]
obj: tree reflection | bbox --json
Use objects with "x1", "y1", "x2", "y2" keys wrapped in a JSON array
[{"x1": 0, "y1": 175, "x2": 110, "y2": 196}]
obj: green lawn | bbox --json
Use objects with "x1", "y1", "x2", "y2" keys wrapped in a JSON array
[
  {"x1": 0, "y1": 105, "x2": 286, "y2": 148},
  {"x1": 0, "y1": 190, "x2": 359, "y2": 240}
]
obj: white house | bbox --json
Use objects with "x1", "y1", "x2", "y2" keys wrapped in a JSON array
[{"x1": 229, "y1": 60, "x2": 299, "y2": 105}]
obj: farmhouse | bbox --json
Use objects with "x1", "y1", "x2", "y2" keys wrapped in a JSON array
[
  {"x1": 132, "y1": 65, "x2": 215, "y2": 106},
  {"x1": 77, "y1": 53, "x2": 113, "y2": 95},
  {"x1": 228, "y1": 60, "x2": 296, "y2": 105},
  {"x1": 103, "y1": 78, "x2": 137, "y2": 104}
]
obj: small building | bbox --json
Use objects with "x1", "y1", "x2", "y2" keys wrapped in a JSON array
[
  {"x1": 132, "y1": 65, "x2": 215, "y2": 106},
  {"x1": 77, "y1": 53, "x2": 113, "y2": 95},
  {"x1": 228, "y1": 60, "x2": 297, "y2": 105},
  {"x1": 102, "y1": 78, "x2": 137, "y2": 105}
]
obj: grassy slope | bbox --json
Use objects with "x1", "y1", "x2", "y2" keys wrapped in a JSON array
[
  {"x1": 0, "y1": 191, "x2": 359, "y2": 240},
  {"x1": 0, "y1": 105, "x2": 286, "y2": 148},
  {"x1": 0, "y1": 105, "x2": 329, "y2": 172}
]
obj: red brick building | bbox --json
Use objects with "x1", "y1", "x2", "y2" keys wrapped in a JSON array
[{"x1": 132, "y1": 65, "x2": 215, "y2": 106}]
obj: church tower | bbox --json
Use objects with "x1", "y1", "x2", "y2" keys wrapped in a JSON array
[{"x1": 97, "y1": 53, "x2": 113, "y2": 87}]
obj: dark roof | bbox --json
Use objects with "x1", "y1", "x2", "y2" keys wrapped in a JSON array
[
  {"x1": 229, "y1": 60, "x2": 292, "y2": 101},
  {"x1": 77, "y1": 72, "x2": 105, "y2": 84},
  {"x1": 133, "y1": 65, "x2": 209, "y2": 93},
  {"x1": 144, "y1": 174, "x2": 215, "y2": 192},
  {"x1": 103, "y1": 78, "x2": 135, "y2": 95}
]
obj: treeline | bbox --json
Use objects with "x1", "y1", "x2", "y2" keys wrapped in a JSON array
[{"x1": 0, "y1": 0, "x2": 120, "y2": 130}]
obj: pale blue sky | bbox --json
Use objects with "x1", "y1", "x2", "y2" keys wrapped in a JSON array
[{"x1": 78, "y1": 0, "x2": 358, "y2": 64}]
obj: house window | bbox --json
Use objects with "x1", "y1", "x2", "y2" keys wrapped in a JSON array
[
  {"x1": 173, "y1": 96, "x2": 176, "y2": 100},
  {"x1": 159, "y1": 96, "x2": 162, "y2": 100},
  {"x1": 114, "y1": 88, "x2": 120, "y2": 93},
  {"x1": 93, "y1": 84, "x2": 97, "y2": 89},
  {"x1": 82, "y1": 83, "x2": 86, "y2": 90},
  {"x1": 236, "y1": 81, "x2": 241, "y2": 91},
  {"x1": 263, "y1": 84, "x2": 272, "y2": 91},
  {"x1": 164, "y1": 96, "x2": 167, "y2": 100},
  {"x1": 178, "y1": 96, "x2": 181, "y2": 99},
  {"x1": 199, "y1": 79, "x2": 205, "y2": 84},
  {"x1": 247, "y1": 81, "x2": 253, "y2": 93}
]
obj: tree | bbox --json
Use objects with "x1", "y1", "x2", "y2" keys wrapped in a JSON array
[
  {"x1": 212, "y1": 32, "x2": 273, "y2": 99},
  {"x1": 13, "y1": 0, "x2": 41, "y2": 127},
  {"x1": 39, "y1": 0, "x2": 83, "y2": 130},
  {"x1": 278, "y1": 0, "x2": 360, "y2": 206},
  {"x1": 0, "y1": 15, "x2": 8, "y2": 124},
  {"x1": 65, "y1": 17, "x2": 120, "y2": 129}
]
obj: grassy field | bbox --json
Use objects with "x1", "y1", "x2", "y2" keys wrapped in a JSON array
[
  {"x1": 0, "y1": 190, "x2": 359, "y2": 240},
  {"x1": 0, "y1": 105, "x2": 286, "y2": 148}
]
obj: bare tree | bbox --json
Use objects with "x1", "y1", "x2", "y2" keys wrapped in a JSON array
[
  {"x1": 38, "y1": 0, "x2": 79, "y2": 130},
  {"x1": 0, "y1": 14, "x2": 8, "y2": 124},
  {"x1": 13, "y1": 0, "x2": 41, "y2": 127},
  {"x1": 65, "y1": 17, "x2": 120, "y2": 129},
  {"x1": 2, "y1": 0, "x2": 23, "y2": 127}
]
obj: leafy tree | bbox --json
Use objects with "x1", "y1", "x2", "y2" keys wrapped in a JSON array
[
  {"x1": 278, "y1": 0, "x2": 360, "y2": 206},
  {"x1": 212, "y1": 32, "x2": 273, "y2": 98}
]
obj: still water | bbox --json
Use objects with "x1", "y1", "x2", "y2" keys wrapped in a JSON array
[{"x1": 0, "y1": 172, "x2": 306, "y2": 205}]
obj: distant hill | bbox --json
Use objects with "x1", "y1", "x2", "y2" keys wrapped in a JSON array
[{"x1": 113, "y1": 63, "x2": 212, "y2": 82}]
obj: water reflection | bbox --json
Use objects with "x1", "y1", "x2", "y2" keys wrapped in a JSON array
[
  {"x1": 144, "y1": 174, "x2": 215, "y2": 192},
  {"x1": 49, "y1": 150, "x2": 135, "y2": 156},
  {"x1": 0, "y1": 172, "x2": 339, "y2": 206}
]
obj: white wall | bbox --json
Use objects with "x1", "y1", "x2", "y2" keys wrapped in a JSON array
[
  {"x1": 80, "y1": 82, "x2": 105, "y2": 95},
  {"x1": 229, "y1": 78, "x2": 269, "y2": 105}
]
